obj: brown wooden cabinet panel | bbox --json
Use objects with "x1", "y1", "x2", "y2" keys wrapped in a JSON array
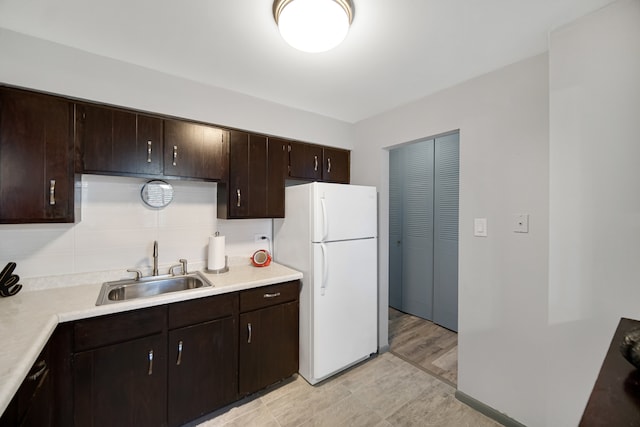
[
  {"x1": 168, "y1": 292, "x2": 237, "y2": 329},
  {"x1": 239, "y1": 281, "x2": 299, "y2": 312},
  {"x1": 0, "y1": 342, "x2": 53, "y2": 427},
  {"x1": 76, "y1": 103, "x2": 163, "y2": 176},
  {"x1": 266, "y1": 138, "x2": 288, "y2": 217},
  {"x1": 164, "y1": 120, "x2": 226, "y2": 180},
  {"x1": 0, "y1": 87, "x2": 74, "y2": 223},
  {"x1": 168, "y1": 293, "x2": 238, "y2": 425},
  {"x1": 73, "y1": 305, "x2": 166, "y2": 352},
  {"x1": 239, "y1": 299, "x2": 299, "y2": 396},
  {"x1": 322, "y1": 147, "x2": 350, "y2": 183},
  {"x1": 168, "y1": 317, "x2": 237, "y2": 426},
  {"x1": 288, "y1": 141, "x2": 323, "y2": 181},
  {"x1": 218, "y1": 132, "x2": 286, "y2": 219},
  {"x1": 73, "y1": 333, "x2": 167, "y2": 427}
]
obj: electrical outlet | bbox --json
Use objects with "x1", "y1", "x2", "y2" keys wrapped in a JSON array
[{"x1": 254, "y1": 234, "x2": 269, "y2": 243}]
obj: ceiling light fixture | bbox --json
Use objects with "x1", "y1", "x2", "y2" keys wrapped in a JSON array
[{"x1": 273, "y1": 0, "x2": 355, "y2": 53}]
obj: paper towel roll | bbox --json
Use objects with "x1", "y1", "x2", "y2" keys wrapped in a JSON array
[{"x1": 208, "y1": 235, "x2": 226, "y2": 270}]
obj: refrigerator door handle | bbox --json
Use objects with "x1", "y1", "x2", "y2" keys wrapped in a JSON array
[
  {"x1": 320, "y1": 242, "x2": 328, "y2": 295},
  {"x1": 320, "y1": 197, "x2": 328, "y2": 241}
]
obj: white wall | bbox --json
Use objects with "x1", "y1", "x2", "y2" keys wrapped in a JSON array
[
  {"x1": 0, "y1": 28, "x2": 353, "y2": 147},
  {"x1": 0, "y1": 174, "x2": 273, "y2": 285},
  {"x1": 352, "y1": 52, "x2": 550, "y2": 425},
  {"x1": 548, "y1": 0, "x2": 640, "y2": 425},
  {"x1": 0, "y1": 28, "x2": 353, "y2": 284}
]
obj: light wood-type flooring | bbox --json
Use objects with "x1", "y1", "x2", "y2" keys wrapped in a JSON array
[
  {"x1": 194, "y1": 311, "x2": 498, "y2": 427},
  {"x1": 388, "y1": 307, "x2": 458, "y2": 386}
]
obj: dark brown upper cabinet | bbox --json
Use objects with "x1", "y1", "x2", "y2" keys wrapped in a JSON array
[
  {"x1": 0, "y1": 87, "x2": 75, "y2": 223},
  {"x1": 288, "y1": 141, "x2": 323, "y2": 181},
  {"x1": 76, "y1": 103, "x2": 163, "y2": 177},
  {"x1": 266, "y1": 137, "x2": 288, "y2": 217},
  {"x1": 164, "y1": 120, "x2": 227, "y2": 181},
  {"x1": 322, "y1": 146, "x2": 350, "y2": 183},
  {"x1": 218, "y1": 132, "x2": 287, "y2": 219},
  {"x1": 288, "y1": 141, "x2": 350, "y2": 184}
]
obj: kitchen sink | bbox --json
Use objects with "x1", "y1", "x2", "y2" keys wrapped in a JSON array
[{"x1": 95, "y1": 272, "x2": 212, "y2": 305}]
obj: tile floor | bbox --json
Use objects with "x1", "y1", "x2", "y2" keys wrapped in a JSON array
[
  {"x1": 194, "y1": 352, "x2": 501, "y2": 427},
  {"x1": 388, "y1": 307, "x2": 458, "y2": 386}
]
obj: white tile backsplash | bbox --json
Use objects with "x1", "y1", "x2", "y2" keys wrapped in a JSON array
[{"x1": 0, "y1": 174, "x2": 273, "y2": 283}]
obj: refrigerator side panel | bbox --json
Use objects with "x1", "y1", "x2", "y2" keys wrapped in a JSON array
[
  {"x1": 311, "y1": 183, "x2": 377, "y2": 242},
  {"x1": 274, "y1": 183, "x2": 314, "y2": 382},
  {"x1": 311, "y1": 238, "x2": 378, "y2": 383}
]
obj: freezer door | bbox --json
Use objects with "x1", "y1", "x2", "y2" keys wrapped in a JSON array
[
  {"x1": 311, "y1": 183, "x2": 377, "y2": 243},
  {"x1": 311, "y1": 238, "x2": 377, "y2": 381}
]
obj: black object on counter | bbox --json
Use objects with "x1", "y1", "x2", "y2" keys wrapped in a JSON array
[
  {"x1": 0, "y1": 262, "x2": 22, "y2": 297},
  {"x1": 580, "y1": 318, "x2": 640, "y2": 426},
  {"x1": 621, "y1": 327, "x2": 640, "y2": 369}
]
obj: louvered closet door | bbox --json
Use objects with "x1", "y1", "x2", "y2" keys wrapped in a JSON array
[
  {"x1": 433, "y1": 134, "x2": 459, "y2": 331},
  {"x1": 388, "y1": 148, "x2": 404, "y2": 310},
  {"x1": 402, "y1": 140, "x2": 435, "y2": 320}
]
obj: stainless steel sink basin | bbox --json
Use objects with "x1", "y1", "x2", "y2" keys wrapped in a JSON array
[{"x1": 96, "y1": 272, "x2": 212, "y2": 305}]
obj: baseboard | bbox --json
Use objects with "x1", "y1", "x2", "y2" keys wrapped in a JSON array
[
  {"x1": 378, "y1": 344, "x2": 390, "y2": 353},
  {"x1": 455, "y1": 390, "x2": 526, "y2": 427}
]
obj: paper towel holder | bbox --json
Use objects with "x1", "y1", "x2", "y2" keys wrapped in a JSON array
[{"x1": 206, "y1": 256, "x2": 229, "y2": 274}]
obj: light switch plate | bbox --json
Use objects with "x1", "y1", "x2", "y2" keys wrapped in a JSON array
[
  {"x1": 514, "y1": 214, "x2": 529, "y2": 233},
  {"x1": 474, "y1": 218, "x2": 487, "y2": 237}
]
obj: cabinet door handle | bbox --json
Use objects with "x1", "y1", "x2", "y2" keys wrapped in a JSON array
[
  {"x1": 176, "y1": 340, "x2": 183, "y2": 366},
  {"x1": 264, "y1": 292, "x2": 281, "y2": 299},
  {"x1": 172, "y1": 145, "x2": 178, "y2": 166},
  {"x1": 28, "y1": 360, "x2": 47, "y2": 382},
  {"x1": 148, "y1": 350, "x2": 154, "y2": 375},
  {"x1": 49, "y1": 180, "x2": 56, "y2": 205},
  {"x1": 147, "y1": 141, "x2": 152, "y2": 163},
  {"x1": 236, "y1": 189, "x2": 241, "y2": 207},
  {"x1": 327, "y1": 158, "x2": 332, "y2": 173},
  {"x1": 314, "y1": 155, "x2": 318, "y2": 171},
  {"x1": 247, "y1": 323, "x2": 252, "y2": 344}
]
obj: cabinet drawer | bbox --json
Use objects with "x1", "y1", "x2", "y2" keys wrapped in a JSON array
[
  {"x1": 240, "y1": 281, "x2": 299, "y2": 313},
  {"x1": 168, "y1": 293, "x2": 238, "y2": 329},
  {"x1": 73, "y1": 306, "x2": 166, "y2": 352}
]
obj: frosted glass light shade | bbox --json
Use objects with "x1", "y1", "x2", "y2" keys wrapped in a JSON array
[{"x1": 273, "y1": 0, "x2": 354, "y2": 53}]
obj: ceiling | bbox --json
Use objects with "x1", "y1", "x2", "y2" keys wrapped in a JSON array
[{"x1": 0, "y1": 0, "x2": 617, "y2": 123}]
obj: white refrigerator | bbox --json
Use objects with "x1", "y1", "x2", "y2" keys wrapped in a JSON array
[{"x1": 274, "y1": 182, "x2": 378, "y2": 385}]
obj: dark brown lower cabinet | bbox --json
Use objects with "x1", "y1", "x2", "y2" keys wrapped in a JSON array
[
  {"x1": 2, "y1": 282, "x2": 298, "y2": 426},
  {"x1": 0, "y1": 343, "x2": 53, "y2": 427},
  {"x1": 73, "y1": 333, "x2": 167, "y2": 427},
  {"x1": 239, "y1": 281, "x2": 300, "y2": 396},
  {"x1": 168, "y1": 312, "x2": 237, "y2": 426}
]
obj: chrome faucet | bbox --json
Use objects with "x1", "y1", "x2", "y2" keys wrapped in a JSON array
[
  {"x1": 153, "y1": 240, "x2": 159, "y2": 276},
  {"x1": 169, "y1": 259, "x2": 188, "y2": 276}
]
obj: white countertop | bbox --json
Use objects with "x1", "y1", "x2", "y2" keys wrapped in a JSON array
[{"x1": 0, "y1": 262, "x2": 302, "y2": 415}]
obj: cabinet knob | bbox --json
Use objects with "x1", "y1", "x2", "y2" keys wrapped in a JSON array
[
  {"x1": 176, "y1": 341, "x2": 183, "y2": 366},
  {"x1": 49, "y1": 180, "x2": 56, "y2": 205},
  {"x1": 263, "y1": 292, "x2": 281, "y2": 299},
  {"x1": 148, "y1": 349, "x2": 154, "y2": 375},
  {"x1": 147, "y1": 141, "x2": 152, "y2": 163},
  {"x1": 27, "y1": 360, "x2": 48, "y2": 382}
]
